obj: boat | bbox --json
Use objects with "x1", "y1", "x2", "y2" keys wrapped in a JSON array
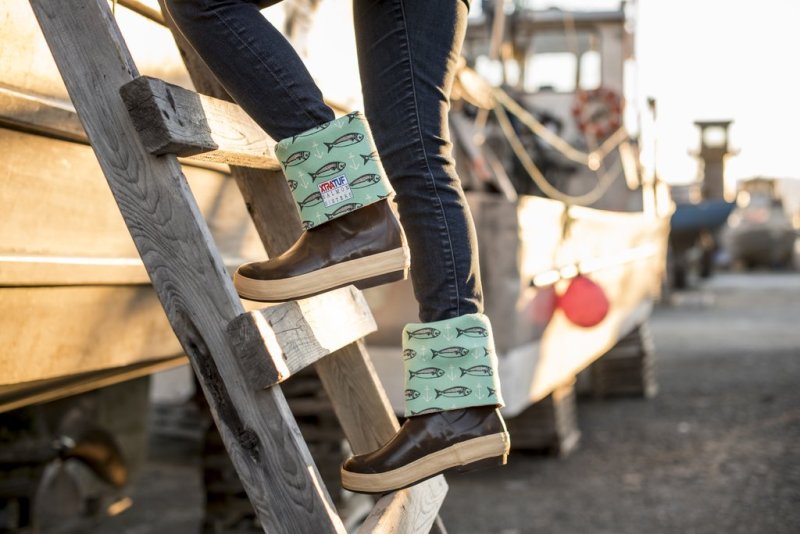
[
  {"x1": 0, "y1": 4, "x2": 267, "y2": 526},
  {"x1": 364, "y1": 4, "x2": 671, "y2": 419},
  {"x1": 723, "y1": 177, "x2": 796, "y2": 269}
]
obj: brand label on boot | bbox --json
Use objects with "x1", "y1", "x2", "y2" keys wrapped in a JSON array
[{"x1": 318, "y1": 175, "x2": 353, "y2": 207}]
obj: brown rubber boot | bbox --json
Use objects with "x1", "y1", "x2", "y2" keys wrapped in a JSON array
[
  {"x1": 340, "y1": 406, "x2": 510, "y2": 494},
  {"x1": 234, "y1": 199, "x2": 409, "y2": 301}
]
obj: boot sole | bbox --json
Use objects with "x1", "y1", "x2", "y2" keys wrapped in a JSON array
[
  {"x1": 340, "y1": 432, "x2": 510, "y2": 494},
  {"x1": 234, "y1": 247, "x2": 409, "y2": 302}
]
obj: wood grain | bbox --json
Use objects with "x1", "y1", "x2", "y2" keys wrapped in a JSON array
[
  {"x1": 121, "y1": 76, "x2": 281, "y2": 169},
  {"x1": 0, "y1": 128, "x2": 265, "y2": 284},
  {"x1": 0, "y1": 286, "x2": 181, "y2": 384},
  {"x1": 359, "y1": 477, "x2": 448, "y2": 534},
  {"x1": 227, "y1": 287, "x2": 377, "y2": 389},
  {"x1": 28, "y1": 0, "x2": 343, "y2": 531}
]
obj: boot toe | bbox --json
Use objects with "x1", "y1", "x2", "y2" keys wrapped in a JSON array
[{"x1": 342, "y1": 453, "x2": 378, "y2": 475}]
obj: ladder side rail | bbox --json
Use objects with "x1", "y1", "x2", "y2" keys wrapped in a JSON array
[
  {"x1": 157, "y1": 5, "x2": 449, "y2": 532},
  {"x1": 28, "y1": 1, "x2": 343, "y2": 532}
]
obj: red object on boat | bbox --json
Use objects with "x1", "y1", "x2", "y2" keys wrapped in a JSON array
[
  {"x1": 527, "y1": 286, "x2": 559, "y2": 326},
  {"x1": 558, "y1": 275, "x2": 610, "y2": 327}
]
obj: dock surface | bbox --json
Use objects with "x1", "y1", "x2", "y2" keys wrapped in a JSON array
[{"x1": 94, "y1": 272, "x2": 800, "y2": 533}]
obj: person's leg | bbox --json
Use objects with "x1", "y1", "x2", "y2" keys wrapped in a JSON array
[
  {"x1": 164, "y1": 0, "x2": 409, "y2": 301},
  {"x1": 165, "y1": 0, "x2": 332, "y2": 139},
  {"x1": 340, "y1": 0, "x2": 508, "y2": 494},
  {"x1": 353, "y1": 0, "x2": 481, "y2": 324}
]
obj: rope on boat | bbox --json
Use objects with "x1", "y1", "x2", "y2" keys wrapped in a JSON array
[
  {"x1": 493, "y1": 103, "x2": 622, "y2": 206},
  {"x1": 491, "y1": 87, "x2": 628, "y2": 170}
]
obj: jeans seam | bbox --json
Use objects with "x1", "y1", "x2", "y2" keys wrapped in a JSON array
[
  {"x1": 209, "y1": 5, "x2": 323, "y2": 131},
  {"x1": 396, "y1": 0, "x2": 461, "y2": 318}
]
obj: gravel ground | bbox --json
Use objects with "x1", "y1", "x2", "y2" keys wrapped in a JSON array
[
  {"x1": 440, "y1": 272, "x2": 800, "y2": 534},
  {"x1": 93, "y1": 272, "x2": 800, "y2": 533}
]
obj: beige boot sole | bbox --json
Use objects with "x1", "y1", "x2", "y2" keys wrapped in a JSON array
[
  {"x1": 234, "y1": 247, "x2": 409, "y2": 302},
  {"x1": 340, "y1": 432, "x2": 510, "y2": 494}
]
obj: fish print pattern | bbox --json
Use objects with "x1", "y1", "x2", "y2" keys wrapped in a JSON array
[
  {"x1": 281, "y1": 150, "x2": 310, "y2": 168},
  {"x1": 405, "y1": 389, "x2": 421, "y2": 401},
  {"x1": 431, "y1": 346, "x2": 470, "y2": 359},
  {"x1": 456, "y1": 326, "x2": 489, "y2": 338},
  {"x1": 460, "y1": 365, "x2": 494, "y2": 377},
  {"x1": 325, "y1": 202, "x2": 362, "y2": 220},
  {"x1": 403, "y1": 313, "x2": 503, "y2": 416},
  {"x1": 273, "y1": 111, "x2": 394, "y2": 227},
  {"x1": 310, "y1": 161, "x2": 346, "y2": 181},
  {"x1": 297, "y1": 191, "x2": 323, "y2": 209},
  {"x1": 350, "y1": 174, "x2": 382, "y2": 189},
  {"x1": 406, "y1": 327, "x2": 441, "y2": 340},
  {"x1": 409, "y1": 367, "x2": 446, "y2": 380},
  {"x1": 361, "y1": 151, "x2": 379, "y2": 164},
  {"x1": 402, "y1": 349, "x2": 417, "y2": 361},
  {"x1": 435, "y1": 386, "x2": 472, "y2": 399},
  {"x1": 324, "y1": 132, "x2": 364, "y2": 152}
]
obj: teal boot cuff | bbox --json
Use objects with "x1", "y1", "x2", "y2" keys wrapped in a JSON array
[
  {"x1": 274, "y1": 112, "x2": 394, "y2": 230},
  {"x1": 402, "y1": 313, "x2": 504, "y2": 417}
]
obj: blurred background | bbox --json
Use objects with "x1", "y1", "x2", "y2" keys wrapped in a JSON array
[{"x1": 1, "y1": 0, "x2": 797, "y2": 532}]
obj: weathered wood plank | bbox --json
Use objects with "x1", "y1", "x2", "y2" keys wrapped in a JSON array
[
  {"x1": 0, "y1": 286, "x2": 182, "y2": 384},
  {"x1": 0, "y1": 356, "x2": 186, "y2": 414},
  {"x1": 0, "y1": 128, "x2": 265, "y2": 284},
  {"x1": 28, "y1": 0, "x2": 343, "y2": 531},
  {"x1": 121, "y1": 76, "x2": 280, "y2": 169},
  {"x1": 0, "y1": 86, "x2": 86, "y2": 142},
  {"x1": 227, "y1": 287, "x2": 377, "y2": 389},
  {"x1": 359, "y1": 477, "x2": 448, "y2": 534}
]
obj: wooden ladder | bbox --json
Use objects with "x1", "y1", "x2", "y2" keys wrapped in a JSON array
[{"x1": 28, "y1": 0, "x2": 448, "y2": 532}]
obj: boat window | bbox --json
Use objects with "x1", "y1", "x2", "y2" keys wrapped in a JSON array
[
  {"x1": 523, "y1": 31, "x2": 601, "y2": 93},
  {"x1": 579, "y1": 50, "x2": 601, "y2": 90},
  {"x1": 524, "y1": 52, "x2": 576, "y2": 92}
]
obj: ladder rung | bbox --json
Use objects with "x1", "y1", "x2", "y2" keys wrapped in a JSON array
[
  {"x1": 227, "y1": 286, "x2": 376, "y2": 389},
  {"x1": 120, "y1": 76, "x2": 280, "y2": 170},
  {"x1": 359, "y1": 476, "x2": 448, "y2": 533}
]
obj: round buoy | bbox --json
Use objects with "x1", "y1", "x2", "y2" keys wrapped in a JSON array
[{"x1": 558, "y1": 275, "x2": 610, "y2": 327}]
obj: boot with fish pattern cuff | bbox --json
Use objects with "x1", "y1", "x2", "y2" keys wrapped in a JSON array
[
  {"x1": 274, "y1": 111, "x2": 394, "y2": 230},
  {"x1": 402, "y1": 313, "x2": 504, "y2": 417}
]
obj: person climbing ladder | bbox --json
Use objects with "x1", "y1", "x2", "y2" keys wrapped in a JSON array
[{"x1": 165, "y1": 0, "x2": 509, "y2": 493}]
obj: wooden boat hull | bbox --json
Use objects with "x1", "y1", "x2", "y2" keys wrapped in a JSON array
[
  {"x1": 365, "y1": 193, "x2": 669, "y2": 416},
  {"x1": 0, "y1": 4, "x2": 264, "y2": 399}
]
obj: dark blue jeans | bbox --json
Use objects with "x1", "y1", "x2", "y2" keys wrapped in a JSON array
[{"x1": 165, "y1": 0, "x2": 482, "y2": 324}]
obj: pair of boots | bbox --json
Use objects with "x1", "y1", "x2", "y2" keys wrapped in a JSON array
[{"x1": 235, "y1": 112, "x2": 509, "y2": 493}]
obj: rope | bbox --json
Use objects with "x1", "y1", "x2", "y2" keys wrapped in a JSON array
[
  {"x1": 493, "y1": 103, "x2": 621, "y2": 206},
  {"x1": 491, "y1": 87, "x2": 627, "y2": 170}
]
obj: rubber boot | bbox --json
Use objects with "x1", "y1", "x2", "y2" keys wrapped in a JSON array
[
  {"x1": 234, "y1": 112, "x2": 409, "y2": 301},
  {"x1": 341, "y1": 313, "x2": 509, "y2": 494}
]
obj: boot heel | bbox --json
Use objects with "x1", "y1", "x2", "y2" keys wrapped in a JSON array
[
  {"x1": 451, "y1": 454, "x2": 507, "y2": 474},
  {"x1": 353, "y1": 269, "x2": 407, "y2": 290}
]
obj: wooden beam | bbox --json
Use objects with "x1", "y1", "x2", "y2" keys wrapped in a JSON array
[
  {"x1": 227, "y1": 287, "x2": 377, "y2": 389},
  {"x1": 28, "y1": 0, "x2": 344, "y2": 531},
  {"x1": 359, "y1": 477, "x2": 448, "y2": 534},
  {"x1": 0, "y1": 356, "x2": 186, "y2": 414},
  {"x1": 315, "y1": 342, "x2": 448, "y2": 534},
  {"x1": 0, "y1": 85, "x2": 230, "y2": 173},
  {"x1": 120, "y1": 76, "x2": 281, "y2": 169}
]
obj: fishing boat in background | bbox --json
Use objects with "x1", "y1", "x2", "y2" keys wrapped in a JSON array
[
  {"x1": 723, "y1": 177, "x2": 796, "y2": 269},
  {"x1": 365, "y1": 4, "x2": 671, "y2": 427}
]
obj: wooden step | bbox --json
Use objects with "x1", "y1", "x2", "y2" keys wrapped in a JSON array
[
  {"x1": 120, "y1": 75, "x2": 280, "y2": 169},
  {"x1": 227, "y1": 286, "x2": 377, "y2": 389}
]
